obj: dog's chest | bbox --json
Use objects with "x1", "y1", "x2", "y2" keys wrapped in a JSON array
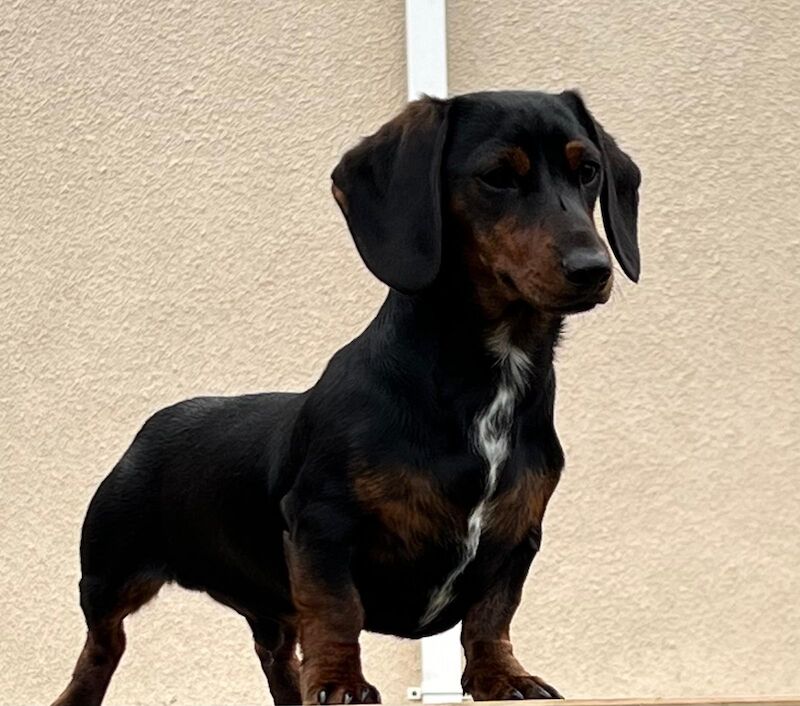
[
  {"x1": 417, "y1": 341, "x2": 532, "y2": 625},
  {"x1": 353, "y1": 337, "x2": 560, "y2": 632}
]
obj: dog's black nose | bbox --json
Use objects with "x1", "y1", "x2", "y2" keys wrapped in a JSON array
[{"x1": 562, "y1": 248, "x2": 612, "y2": 288}]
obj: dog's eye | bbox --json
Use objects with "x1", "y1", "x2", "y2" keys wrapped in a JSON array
[
  {"x1": 478, "y1": 166, "x2": 518, "y2": 190},
  {"x1": 579, "y1": 161, "x2": 600, "y2": 186}
]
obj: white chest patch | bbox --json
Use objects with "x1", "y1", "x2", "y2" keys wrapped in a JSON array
[{"x1": 419, "y1": 326, "x2": 531, "y2": 627}]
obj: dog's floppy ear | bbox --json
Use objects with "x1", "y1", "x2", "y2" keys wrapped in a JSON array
[
  {"x1": 560, "y1": 90, "x2": 642, "y2": 282},
  {"x1": 331, "y1": 97, "x2": 450, "y2": 293}
]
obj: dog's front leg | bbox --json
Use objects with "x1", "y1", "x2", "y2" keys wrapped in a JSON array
[
  {"x1": 283, "y1": 509, "x2": 380, "y2": 705},
  {"x1": 461, "y1": 537, "x2": 562, "y2": 701}
]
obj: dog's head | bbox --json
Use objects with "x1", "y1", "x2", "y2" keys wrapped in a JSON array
[{"x1": 331, "y1": 90, "x2": 641, "y2": 317}]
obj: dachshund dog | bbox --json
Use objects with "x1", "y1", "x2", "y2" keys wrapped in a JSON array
[{"x1": 53, "y1": 90, "x2": 640, "y2": 706}]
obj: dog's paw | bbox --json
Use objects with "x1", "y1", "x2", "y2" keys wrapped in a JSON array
[
  {"x1": 462, "y1": 672, "x2": 562, "y2": 701},
  {"x1": 307, "y1": 681, "x2": 381, "y2": 704}
]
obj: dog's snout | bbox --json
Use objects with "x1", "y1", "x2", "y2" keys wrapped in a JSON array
[{"x1": 561, "y1": 248, "x2": 612, "y2": 288}]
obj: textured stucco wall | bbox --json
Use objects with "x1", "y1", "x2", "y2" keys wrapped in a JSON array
[{"x1": 1, "y1": 1, "x2": 798, "y2": 705}]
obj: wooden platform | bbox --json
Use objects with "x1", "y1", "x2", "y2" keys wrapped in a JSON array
[{"x1": 481, "y1": 696, "x2": 800, "y2": 706}]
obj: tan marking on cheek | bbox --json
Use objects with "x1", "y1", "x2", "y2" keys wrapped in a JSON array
[
  {"x1": 456, "y1": 181, "x2": 586, "y2": 314},
  {"x1": 460, "y1": 216, "x2": 568, "y2": 317},
  {"x1": 565, "y1": 140, "x2": 586, "y2": 171},
  {"x1": 490, "y1": 220, "x2": 565, "y2": 298},
  {"x1": 491, "y1": 223, "x2": 540, "y2": 283},
  {"x1": 461, "y1": 220, "x2": 525, "y2": 318}
]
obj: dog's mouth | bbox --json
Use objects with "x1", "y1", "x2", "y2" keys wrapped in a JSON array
[
  {"x1": 543, "y1": 284, "x2": 612, "y2": 315},
  {"x1": 553, "y1": 299, "x2": 601, "y2": 314},
  {"x1": 496, "y1": 269, "x2": 612, "y2": 317}
]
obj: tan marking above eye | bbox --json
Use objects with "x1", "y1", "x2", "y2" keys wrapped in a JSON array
[
  {"x1": 331, "y1": 183, "x2": 349, "y2": 215},
  {"x1": 565, "y1": 140, "x2": 586, "y2": 171},
  {"x1": 504, "y1": 147, "x2": 531, "y2": 176}
]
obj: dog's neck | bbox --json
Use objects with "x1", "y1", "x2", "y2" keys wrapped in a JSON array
[{"x1": 370, "y1": 284, "x2": 563, "y2": 399}]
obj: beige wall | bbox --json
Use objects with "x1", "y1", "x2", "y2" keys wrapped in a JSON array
[{"x1": 1, "y1": 1, "x2": 798, "y2": 704}]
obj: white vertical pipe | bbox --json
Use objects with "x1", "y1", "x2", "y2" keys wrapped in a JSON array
[
  {"x1": 404, "y1": 1, "x2": 462, "y2": 703},
  {"x1": 404, "y1": 0, "x2": 448, "y2": 100},
  {"x1": 420, "y1": 624, "x2": 463, "y2": 703}
]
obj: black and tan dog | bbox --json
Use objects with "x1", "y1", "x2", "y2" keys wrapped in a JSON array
[{"x1": 53, "y1": 90, "x2": 640, "y2": 706}]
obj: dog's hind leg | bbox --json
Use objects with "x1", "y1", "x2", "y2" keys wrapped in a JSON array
[
  {"x1": 51, "y1": 574, "x2": 163, "y2": 706},
  {"x1": 249, "y1": 618, "x2": 301, "y2": 705}
]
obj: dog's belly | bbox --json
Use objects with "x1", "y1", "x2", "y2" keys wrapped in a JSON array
[{"x1": 352, "y1": 536, "x2": 493, "y2": 638}]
